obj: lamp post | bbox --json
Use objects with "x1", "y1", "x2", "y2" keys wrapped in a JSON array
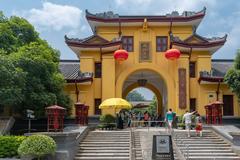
[{"x1": 26, "y1": 109, "x2": 35, "y2": 133}]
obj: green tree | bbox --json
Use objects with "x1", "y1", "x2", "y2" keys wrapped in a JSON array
[
  {"x1": 126, "y1": 90, "x2": 146, "y2": 101},
  {"x1": 0, "y1": 15, "x2": 38, "y2": 54},
  {"x1": 0, "y1": 12, "x2": 70, "y2": 117},
  {"x1": 0, "y1": 55, "x2": 26, "y2": 108},
  {"x1": 147, "y1": 96, "x2": 157, "y2": 116},
  {"x1": 224, "y1": 49, "x2": 240, "y2": 101}
]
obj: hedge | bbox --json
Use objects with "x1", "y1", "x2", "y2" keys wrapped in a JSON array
[
  {"x1": 18, "y1": 134, "x2": 56, "y2": 159},
  {"x1": 0, "y1": 136, "x2": 26, "y2": 158}
]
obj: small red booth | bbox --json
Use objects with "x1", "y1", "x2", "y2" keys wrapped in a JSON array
[
  {"x1": 46, "y1": 105, "x2": 66, "y2": 132},
  {"x1": 75, "y1": 102, "x2": 89, "y2": 125},
  {"x1": 205, "y1": 101, "x2": 223, "y2": 124}
]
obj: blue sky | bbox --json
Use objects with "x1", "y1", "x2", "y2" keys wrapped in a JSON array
[
  {"x1": 2, "y1": 0, "x2": 240, "y2": 100},
  {"x1": 1, "y1": 0, "x2": 240, "y2": 60}
]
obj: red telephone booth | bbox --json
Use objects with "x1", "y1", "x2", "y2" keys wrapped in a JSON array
[
  {"x1": 75, "y1": 103, "x2": 89, "y2": 125},
  {"x1": 205, "y1": 101, "x2": 223, "y2": 124},
  {"x1": 46, "y1": 105, "x2": 66, "y2": 132},
  {"x1": 205, "y1": 104, "x2": 212, "y2": 124},
  {"x1": 212, "y1": 101, "x2": 223, "y2": 124},
  {"x1": 212, "y1": 104, "x2": 218, "y2": 124}
]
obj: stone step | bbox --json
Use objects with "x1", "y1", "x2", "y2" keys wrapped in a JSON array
[
  {"x1": 174, "y1": 130, "x2": 240, "y2": 159},
  {"x1": 89, "y1": 132, "x2": 130, "y2": 134},
  {"x1": 188, "y1": 156, "x2": 240, "y2": 160},
  {"x1": 180, "y1": 149, "x2": 233, "y2": 153},
  {"x1": 87, "y1": 134, "x2": 130, "y2": 136},
  {"x1": 187, "y1": 153, "x2": 238, "y2": 156},
  {"x1": 81, "y1": 142, "x2": 129, "y2": 144},
  {"x1": 74, "y1": 157, "x2": 129, "y2": 160},
  {"x1": 178, "y1": 146, "x2": 232, "y2": 150},
  {"x1": 174, "y1": 137, "x2": 221, "y2": 140},
  {"x1": 176, "y1": 141, "x2": 226, "y2": 144},
  {"x1": 88, "y1": 134, "x2": 129, "y2": 136},
  {"x1": 86, "y1": 136, "x2": 130, "y2": 139},
  {"x1": 75, "y1": 130, "x2": 131, "y2": 160},
  {"x1": 175, "y1": 133, "x2": 216, "y2": 135},
  {"x1": 76, "y1": 153, "x2": 129, "y2": 156},
  {"x1": 88, "y1": 133, "x2": 130, "y2": 135},
  {"x1": 177, "y1": 143, "x2": 230, "y2": 147},
  {"x1": 91, "y1": 131, "x2": 130, "y2": 132},
  {"x1": 83, "y1": 140, "x2": 130, "y2": 142},
  {"x1": 79, "y1": 144, "x2": 130, "y2": 147},
  {"x1": 78, "y1": 150, "x2": 129, "y2": 153},
  {"x1": 175, "y1": 135, "x2": 218, "y2": 138},
  {"x1": 79, "y1": 147, "x2": 129, "y2": 150},
  {"x1": 174, "y1": 138, "x2": 223, "y2": 141}
]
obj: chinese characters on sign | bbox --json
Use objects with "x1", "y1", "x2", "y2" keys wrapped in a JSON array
[
  {"x1": 140, "y1": 42, "x2": 151, "y2": 62},
  {"x1": 179, "y1": 68, "x2": 186, "y2": 109},
  {"x1": 156, "y1": 135, "x2": 170, "y2": 153}
]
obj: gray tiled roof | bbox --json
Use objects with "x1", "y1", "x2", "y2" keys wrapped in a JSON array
[
  {"x1": 58, "y1": 59, "x2": 234, "y2": 80},
  {"x1": 59, "y1": 60, "x2": 80, "y2": 80},
  {"x1": 211, "y1": 59, "x2": 233, "y2": 77}
]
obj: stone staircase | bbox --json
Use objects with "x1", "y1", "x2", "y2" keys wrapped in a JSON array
[
  {"x1": 74, "y1": 130, "x2": 130, "y2": 160},
  {"x1": 174, "y1": 130, "x2": 240, "y2": 160},
  {"x1": 132, "y1": 131, "x2": 143, "y2": 160}
]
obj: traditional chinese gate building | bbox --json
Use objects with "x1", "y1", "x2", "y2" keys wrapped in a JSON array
[{"x1": 61, "y1": 8, "x2": 240, "y2": 117}]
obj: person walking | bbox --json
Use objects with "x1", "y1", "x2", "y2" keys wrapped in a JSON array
[
  {"x1": 183, "y1": 110, "x2": 197, "y2": 137},
  {"x1": 165, "y1": 108, "x2": 174, "y2": 134},
  {"x1": 117, "y1": 113, "x2": 124, "y2": 129},
  {"x1": 127, "y1": 113, "x2": 132, "y2": 127},
  {"x1": 195, "y1": 112, "x2": 203, "y2": 137},
  {"x1": 143, "y1": 111, "x2": 149, "y2": 127}
]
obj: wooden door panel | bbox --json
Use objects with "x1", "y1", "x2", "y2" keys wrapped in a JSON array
[{"x1": 223, "y1": 95, "x2": 234, "y2": 116}]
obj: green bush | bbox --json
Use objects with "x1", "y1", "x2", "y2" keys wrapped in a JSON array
[
  {"x1": 99, "y1": 114, "x2": 116, "y2": 124},
  {"x1": 177, "y1": 115, "x2": 184, "y2": 123},
  {"x1": 177, "y1": 123, "x2": 185, "y2": 129},
  {"x1": 97, "y1": 123, "x2": 116, "y2": 130},
  {"x1": 18, "y1": 135, "x2": 56, "y2": 159},
  {"x1": 0, "y1": 136, "x2": 26, "y2": 158}
]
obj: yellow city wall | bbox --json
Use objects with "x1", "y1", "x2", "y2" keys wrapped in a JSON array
[{"x1": 64, "y1": 24, "x2": 240, "y2": 117}]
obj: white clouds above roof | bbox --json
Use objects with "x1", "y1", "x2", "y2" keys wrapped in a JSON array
[
  {"x1": 115, "y1": 0, "x2": 216, "y2": 14},
  {"x1": 15, "y1": 2, "x2": 83, "y2": 31},
  {"x1": 115, "y1": 0, "x2": 153, "y2": 5}
]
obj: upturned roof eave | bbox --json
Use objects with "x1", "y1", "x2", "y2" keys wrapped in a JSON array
[
  {"x1": 85, "y1": 8, "x2": 205, "y2": 23},
  {"x1": 65, "y1": 40, "x2": 122, "y2": 48},
  {"x1": 198, "y1": 76, "x2": 224, "y2": 84},
  {"x1": 85, "y1": 8, "x2": 206, "y2": 32},
  {"x1": 86, "y1": 14, "x2": 205, "y2": 23},
  {"x1": 172, "y1": 40, "x2": 226, "y2": 49}
]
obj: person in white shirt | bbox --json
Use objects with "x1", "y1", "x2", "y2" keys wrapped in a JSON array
[{"x1": 183, "y1": 110, "x2": 197, "y2": 137}]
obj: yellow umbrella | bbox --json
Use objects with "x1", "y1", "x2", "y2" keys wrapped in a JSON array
[{"x1": 99, "y1": 98, "x2": 132, "y2": 110}]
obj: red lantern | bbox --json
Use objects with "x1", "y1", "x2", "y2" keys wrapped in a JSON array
[
  {"x1": 114, "y1": 49, "x2": 128, "y2": 64},
  {"x1": 165, "y1": 49, "x2": 181, "y2": 60}
]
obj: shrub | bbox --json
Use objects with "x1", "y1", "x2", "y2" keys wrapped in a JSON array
[
  {"x1": 99, "y1": 114, "x2": 116, "y2": 124},
  {"x1": 18, "y1": 135, "x2": 56, "y2": 159},
  {"x1": 177, "y1": 123, "x2": 185, "y2": 129},
  {"x1": 177, "y1": 115, "x2": 184, "y2": 123},
  {"x1": 0, "y1": 136, "x2": 26, "y2": 158}
]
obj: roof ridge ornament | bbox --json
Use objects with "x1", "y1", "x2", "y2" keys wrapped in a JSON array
[
  {"x1": 89, "y1": 10, "x2": 119, "y2": 18},
  {"x1": 143, "y1": 18, "x2": 148, "y2": 32}
]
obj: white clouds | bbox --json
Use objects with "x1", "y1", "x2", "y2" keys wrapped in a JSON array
[
  {"x1": 115, "y1": 0, "x2": 153, "y2": 5},
  {"x1": 213, "y1": 15, "x2": 240, "y2": 59},
  {"x1": 115, "y1": 0, "x2": 216, "y2": 13},
  {"x1": 153, "y1": 0, "x2": 217, "y2": 14},
  {"x1": 15, "y1": 2, "x2": 83, "y2": 32}
]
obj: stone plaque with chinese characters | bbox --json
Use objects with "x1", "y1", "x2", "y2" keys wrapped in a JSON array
[
  {"x1": 139, "y1": 42, "x2": 151, "y2": 62},
  {"x1": 156, "y1": 135, "x2": 170, "y2": 153},
  {"x1": 179, "y1": 68, "x2": 186, "y2": 109}
]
